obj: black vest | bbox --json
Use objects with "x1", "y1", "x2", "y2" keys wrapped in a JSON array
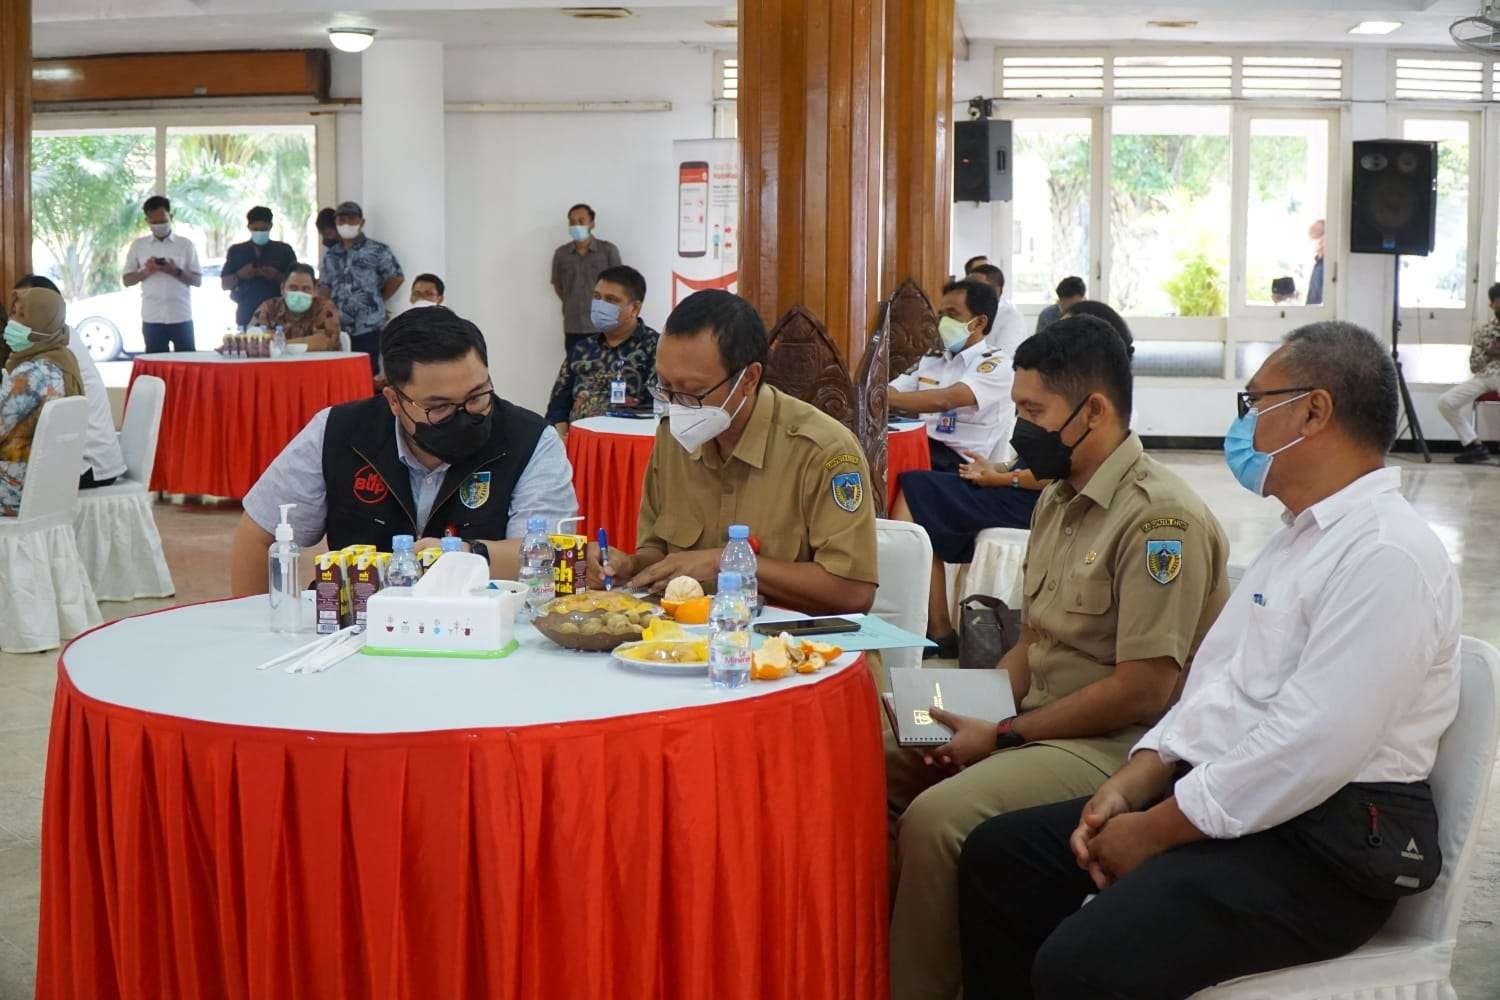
[{"x1": 321, "y1": 395, "x2": 547, "y2": 550}]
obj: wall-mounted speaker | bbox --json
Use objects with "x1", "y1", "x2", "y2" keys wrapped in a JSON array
[{"x1": 954, "y1": 120, "x2": 1012, "y2": 203}]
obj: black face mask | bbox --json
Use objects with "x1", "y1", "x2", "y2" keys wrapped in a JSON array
[
  {"x1": 1010, "y1": 397, "x2": 1091, "y2": 480},
  {"x1": 411, "y1": 401, "x2": 493, "y2": 464},
  {"x1": 322, "y1": 237, "x2": 339, "y2": 249}
]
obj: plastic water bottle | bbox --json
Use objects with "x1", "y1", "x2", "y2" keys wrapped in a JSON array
[
  {"x1": 708, "y1": 571, "x2": 752, "y2": 689},
  {"x1": 271, "y1": 324, "x2": 287, "y2": 358},
  {"x1": 267, "y1": 503, "x2": 301, "y2": 633},
  {"x1": 518, "y1": 515, "x2": 556, "y2": 619},
  {"x1": 387, "y1": 534, "x2": 420, "y2": 588},
  {"x1": 721, "y1": 524, "x2": 759, "y2": 613},
  {"x1": 440, "y1": 536, "x2": 463, "y2": 554}
]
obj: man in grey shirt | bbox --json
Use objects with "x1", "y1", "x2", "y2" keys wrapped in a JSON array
[
  {"x1": 229, "y1": 308, "x2": 576, "y2": 594},
  {"x1": 1035, "y1": 275, "x2": 1087, "y2": 334},
  {"x1": 551, "y1": 202, "x2": 621, "y2": 346}
]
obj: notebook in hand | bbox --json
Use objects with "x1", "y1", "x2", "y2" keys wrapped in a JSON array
[{"x1": 884, "y1": 668, "x2": 1017, "y2": 747}]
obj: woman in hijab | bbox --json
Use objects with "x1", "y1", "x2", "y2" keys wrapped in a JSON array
[{"x1": 1, "y1": 286, "x2": 84, "y2": 515}]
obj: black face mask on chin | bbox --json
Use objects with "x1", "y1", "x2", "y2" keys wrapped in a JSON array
[
  {"x1": 322, "y1": 237, "x2": 339, "y2": 249},
  {"x1": 1010, "y1": 396, "x2": 1091, "y2": 481},
  {"x1": 411, "y1": 401, "x2": 494, "y2": 465}
]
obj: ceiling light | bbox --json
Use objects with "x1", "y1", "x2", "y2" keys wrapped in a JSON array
[
  {"x1": 1348, "y1": 20, "x2": 1402, "y2": 34},
  {"x1": 328, "y1": 27, "x2": 376, "y2": 53}
]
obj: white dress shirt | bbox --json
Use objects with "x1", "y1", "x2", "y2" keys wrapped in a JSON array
[
  {"x1": 67, "y1": 329, "x2": 127, "y2": 481},
  {"x1": 987, "y1": 297, "x2": 1026, "y2": 357},
  {"x1": 1135, "y1": 466, "x2": 1461, "y2": 839},
  {"x1": 890, "y1": 340, "x2": 1015, "y2": 458},
  {"x1": 242, "y1": 408, "x2": 578, "y2": 546},
  {"x1": 125, "y1": 232, "x2": 200, "y2": 324}
]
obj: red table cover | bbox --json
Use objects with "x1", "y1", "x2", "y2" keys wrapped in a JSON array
[
  {"x1": 129, "y1": 356, "x2": 373, "y2": 499},
  {"x1": 564, "y1": 423, "x2": 657, "y2": 552},
  {"x1": 36, "y1": 643, "x2": 889, "y2": 999},
  {"x1": 886, "y1": 425, "x2": 930, "y2": 504}
]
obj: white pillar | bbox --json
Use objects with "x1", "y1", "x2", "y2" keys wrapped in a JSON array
[{"x1": 360, "y1": 40, "x2": 445, "y2": 312}]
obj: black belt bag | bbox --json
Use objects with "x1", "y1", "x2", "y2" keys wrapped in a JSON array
[{"x1": 1284, "y1": 781, "x2": 1442, "y2": 901}]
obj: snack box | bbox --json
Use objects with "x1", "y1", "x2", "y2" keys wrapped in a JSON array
[{"x1": 313, "y1": 552, "x2": 351, "y2": 634}]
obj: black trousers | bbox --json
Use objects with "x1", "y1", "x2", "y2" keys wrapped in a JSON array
[
  {"x1": 928, "y1": 437, "x2": 967, "y2": 474},
  {"x1": 957, "y1": 796, "x2": 1396, "y2": 1000},
  {"x1": 142, "y1": 320, "x2": 195, "y2": 353},
  {"x1": 349, "y1": 331, "x2": 380, "y2": 375},
  {"x1": 79, "y1": 469, "x2": 117, "y2": 490}
]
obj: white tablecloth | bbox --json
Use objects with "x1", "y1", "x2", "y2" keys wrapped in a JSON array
[
  {"x1": 132, "y1": 350, "x2": 364, "y2": 365},
  {"x1": 62, "y1": 598, "x2": 857, "y2": 735},
  {"x1": 572, "y1": 414, "x2": 660, "y2": 437}
]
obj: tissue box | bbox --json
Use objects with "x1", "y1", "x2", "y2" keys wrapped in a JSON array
[{"x1": 362, "y1": 552, "x2": 522, "y2": 659}]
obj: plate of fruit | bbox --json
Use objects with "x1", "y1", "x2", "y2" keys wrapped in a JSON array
[
  {"x1": 613, "y1": 621, "x2": 712, "y2": 674},
  {"x1": 533, "y1": 592, "x2": 664, "y2": 652}
]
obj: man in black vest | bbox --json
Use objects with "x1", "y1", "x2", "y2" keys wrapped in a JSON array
[{"x1": 230, "y1": 308, "x2": 577, "y2": 593}]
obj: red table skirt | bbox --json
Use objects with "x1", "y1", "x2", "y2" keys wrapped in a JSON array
[
  {"x1": 564, "y1": 423, "x2": 656, "y2": 552},
  {"x1": 886, "y1": 425, "x2": 931, "y2": 503},
  {"x1": 129, "y1": 356, "x2": 373, "y2": 498},
  {"x1": 37, "y1": 658, "x2": 889, "y2": 999}
]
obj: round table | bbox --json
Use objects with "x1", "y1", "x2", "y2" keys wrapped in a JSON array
[
  {"x1": 565, "y1": 416, "x2": 933, "y2": 550},
  {"x1": 37, "y1": 598, "x2": 888, "y2": 999},
  {"x1": 129, "y1": 351, "x2": 373, "y2": 499}
]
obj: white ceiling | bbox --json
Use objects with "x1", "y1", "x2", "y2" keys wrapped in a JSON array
[{"x1": 30, "y1": 0, "x2": 1486, "y2": 57}]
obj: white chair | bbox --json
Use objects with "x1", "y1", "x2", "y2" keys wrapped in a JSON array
[
  {"x1": 1191, "y1": 636, "x2": 1500, "y2": 1000},
  {"x1": 73, "y1": 375, "x2": 174, "y2": 602},
  {"x1": 873, "y1": 518, "x2": 933, "y2": 672},
  {"x1": 339, "y1": 330, "x2": 352, "y2": 353},
  {"x1": 0, "y1": 396, "x2": 102, "y2": 654},
  {"x1": 951, "y1": 527, "x2": 1029, "y2": 623}
]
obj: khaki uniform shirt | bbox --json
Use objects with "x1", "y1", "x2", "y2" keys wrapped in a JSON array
[
  {"x1": 1020, "y1": 433, "x2": 1229, "y2": 775},
  {"x1": 636, "y1": 384, "x2": 879, "y2": 585}
]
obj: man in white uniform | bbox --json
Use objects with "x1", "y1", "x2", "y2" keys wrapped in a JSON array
[
  {"x1": 122, "y1": 194, "x2": 201, "y2": 354},
  {"x1": 968, "y1": 264, "x2": 1026, "y2": 357},
  {"x1": 889, "y1": 278, "x2": 1014, "y2": 472},
  {"x1": 956, "y1": 321, "x2": 1461, "y2": 1000}
]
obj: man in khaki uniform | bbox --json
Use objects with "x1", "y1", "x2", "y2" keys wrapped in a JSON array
[
  {"x1": 587, "y1": 289, "x2": 878, "y2": 615},
  {"x1": 886, "y1": 315, "x2": 1229, "y2": 1000}
]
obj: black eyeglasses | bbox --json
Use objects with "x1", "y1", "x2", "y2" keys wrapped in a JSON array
[
  {"x1": 395, "y1": 382, "x2": 494, "y2": 424},
  {"x1": 1236, "y1": 387, "x2": 1314, "y2": 419},
  {"x1": 649, "y1": 369, "x2": 743, "y2": 409}
]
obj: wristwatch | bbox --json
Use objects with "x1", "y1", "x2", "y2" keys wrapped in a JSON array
[
  {"x1": 994, "y1": 716, "x2": 1027, "y2": 751},
  {"x1": 1010, "y1": 474, "x2": 1022, "y2": 490},
  {"x1": 465, "y1": 539, "x2": 490, "y2": 565}
]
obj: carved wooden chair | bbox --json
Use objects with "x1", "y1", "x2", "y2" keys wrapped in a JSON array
[
  {"x1": 762, "y1": 305, "x2": 858, "y2": 436},
  {"x1": 853, "y1": 303, "x2": 891, "y2": 516},
  {"x1": 887, "y1": 277, "x2": 941, "y2": 379}
]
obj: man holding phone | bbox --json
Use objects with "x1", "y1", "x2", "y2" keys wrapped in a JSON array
[{"x1": 123, "y1": 194, "x2": 201, "y2": 353}]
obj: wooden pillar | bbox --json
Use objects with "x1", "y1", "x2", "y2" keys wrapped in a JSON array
[
  {"x1": 882, "y1": 0, "x2": 954, "y2": 303},
  {"x1": 738, "y1": 0, "x2": 883, "y2": 364},
  {"x1": 0, "y1": 0, "x2": 31, "y2": 294}
]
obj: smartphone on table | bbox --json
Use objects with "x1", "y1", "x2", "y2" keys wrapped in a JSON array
[{"x1": 752, "y1": 617, "x2": 860, "y2": 638}]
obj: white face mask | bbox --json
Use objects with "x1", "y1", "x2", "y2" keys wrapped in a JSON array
[
  {"x1": 336, "y1": 223, "x2": 361, "y2": 240},
  {"x1": 668, "y1": 369, "x2": 749, "y2": 452},
  {"x1": 150, "y1": 222, "x2": 172, "y2": 239}
]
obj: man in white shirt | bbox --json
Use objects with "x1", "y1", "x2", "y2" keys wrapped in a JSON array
[
  {"x1": 954, "y1": 321, "x2": 1461, "y2": 1000},
  {"x1": 122, "y1": 195, "x2": 201, "y2": 354},
  {"x1": 889, "y1": 279, "x2": 1014, "y2": 472},
  {"x1": 968, "y1": 264, "x2": 1027, "y2": 357},
  {"x1": 13, "y1": 276, "x2": 126, "y2": 488}
]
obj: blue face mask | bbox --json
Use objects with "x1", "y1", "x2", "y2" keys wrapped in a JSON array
[
  {"x1": 1223, "y1": 393, "x2": 1308, "y2": 496},
  {"x1": 250, "y1": 230, "x2": 270, "y2": 246},
  {"x1": 591, "y1": 298, "x2": 622, "y2": 332},
  {"x1": 568, "y1": 224, "x2": 591, "y2": 242}
]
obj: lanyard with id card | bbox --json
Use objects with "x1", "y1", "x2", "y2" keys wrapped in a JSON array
[
  {"x1": 610, "y1": 357, "x2": 628, "y2": 406},
  {"x1": 936, "y1": 410, "x2": 958, "y2": 434}
]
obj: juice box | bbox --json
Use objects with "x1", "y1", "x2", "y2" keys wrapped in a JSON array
[
  {"x1": 350, "y1": 551, "x2": 389, "y2": 627},
  {"x1": 550, "y1": 533, "x2": 586, "y2": 596},
  {"x1": 314, "y1": 552, "x2": 350, "y2": 634},
  {"x1": 416, "y1": 547, "x2": 443, "y2": 576}
]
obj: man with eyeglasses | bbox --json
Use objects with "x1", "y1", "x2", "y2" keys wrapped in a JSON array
[
  {"x1": 584, "y1": 289, "x2": 878, "y2": 615},
  {"x1": 229, "y1": 308, "x2": 577, "y2": 591}
]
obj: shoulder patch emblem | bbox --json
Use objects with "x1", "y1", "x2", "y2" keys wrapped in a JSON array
[
  {"x1": 459, "y1": 471, "x2": 492, "y2": 509},
  {"x1": 977, "y1": 359, "x2": 999, "y2": 374},
  {"x1": 824, "y1": 452, "x2": 862, "y2": 471},
  {"x1": 1141, "y1": 517, "x2": 1190, "y2": 533},
  {"x1": 1146, "y1": 540, "x2": 1183, "y2": 585},
  {"x1": 831, "y1": 471, "x2": 864, "y2": 513}
]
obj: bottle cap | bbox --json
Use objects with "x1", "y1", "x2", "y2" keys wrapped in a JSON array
[
  {"x1": 527, "y1": 515, "x2": 547, "y2": 533},
  {"x1": 717, "y1": 572, "x2": 741, "y2": 593},
  {"x1": 728, "y1": 524, "x2": 750, "y2": 540},
  {"x1": 392, "y1": 534, "x2": 415, "y2": 551},
  {"x1": 275, "y1": 503, "x2": 297, "y2": 543}
]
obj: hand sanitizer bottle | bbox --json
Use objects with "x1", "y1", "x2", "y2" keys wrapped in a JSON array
[{"x1": 267, "y1": 503, "x2": 301, "y2": 633}]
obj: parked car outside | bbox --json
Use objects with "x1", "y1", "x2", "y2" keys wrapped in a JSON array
[{"x1": 69, "y1": 261, "x2": 240, "y2": 361}]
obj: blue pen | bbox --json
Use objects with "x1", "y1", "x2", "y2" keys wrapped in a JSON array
[{"x1": 599, "y1": 528, "x2": 612, "y2": 590}]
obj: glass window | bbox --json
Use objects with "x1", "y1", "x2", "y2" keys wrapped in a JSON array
[
  {"x1": 1130, "y1": 341, "x2": 1225, "y2": 378},
  {"x1": 1399, "y1": 118, "x2": 1470, "y2": 311},
  {"x1": 1245, "y1": 118, "x2": 1329, "y2": 307},
  {"x1": 1108, "y1": 105, "x2": 1231, "y2": 317},
  {"x1": 1009, "y1": 118, "x2": 1091, "y2": 306},
  {"x1": 1234, "y1": 341, "x2": 1282, "y2": 378}
]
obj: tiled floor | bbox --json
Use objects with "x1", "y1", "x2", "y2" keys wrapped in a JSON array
[{"x1": 1, "y1": 453, "x2": 1498, "y2": 998}]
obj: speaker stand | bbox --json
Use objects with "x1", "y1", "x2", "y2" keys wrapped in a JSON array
[{"x1": 1390, "y1": 255, "x2": 1431, "y2": 463}]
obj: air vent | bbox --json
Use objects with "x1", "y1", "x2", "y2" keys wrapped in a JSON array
[
  {"x1": 1393, "y1": 55, "x2": 1486, "y2": 100},
  {"x1": 998, "y1": 55, "x2": 1105, "y2": 99},
  {"x1": 1147, "y1": 20, "x2": 1199, "y2": 29},
  {"x1": 1113, "y1": 54, "x2": 1231, "y2": 98},
  {"x1": 706, "y1": 19, "x2": 737, "y2": 29},
  {"x1": 714, "y1": 50, "x2": 738, "y2": 101},
  {"x1": 562, "y1": 7, "x2": 633, "y2": 20},
  {"x1": 1242, "y1": 56, "x2": 1344, "y2": 99}
]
